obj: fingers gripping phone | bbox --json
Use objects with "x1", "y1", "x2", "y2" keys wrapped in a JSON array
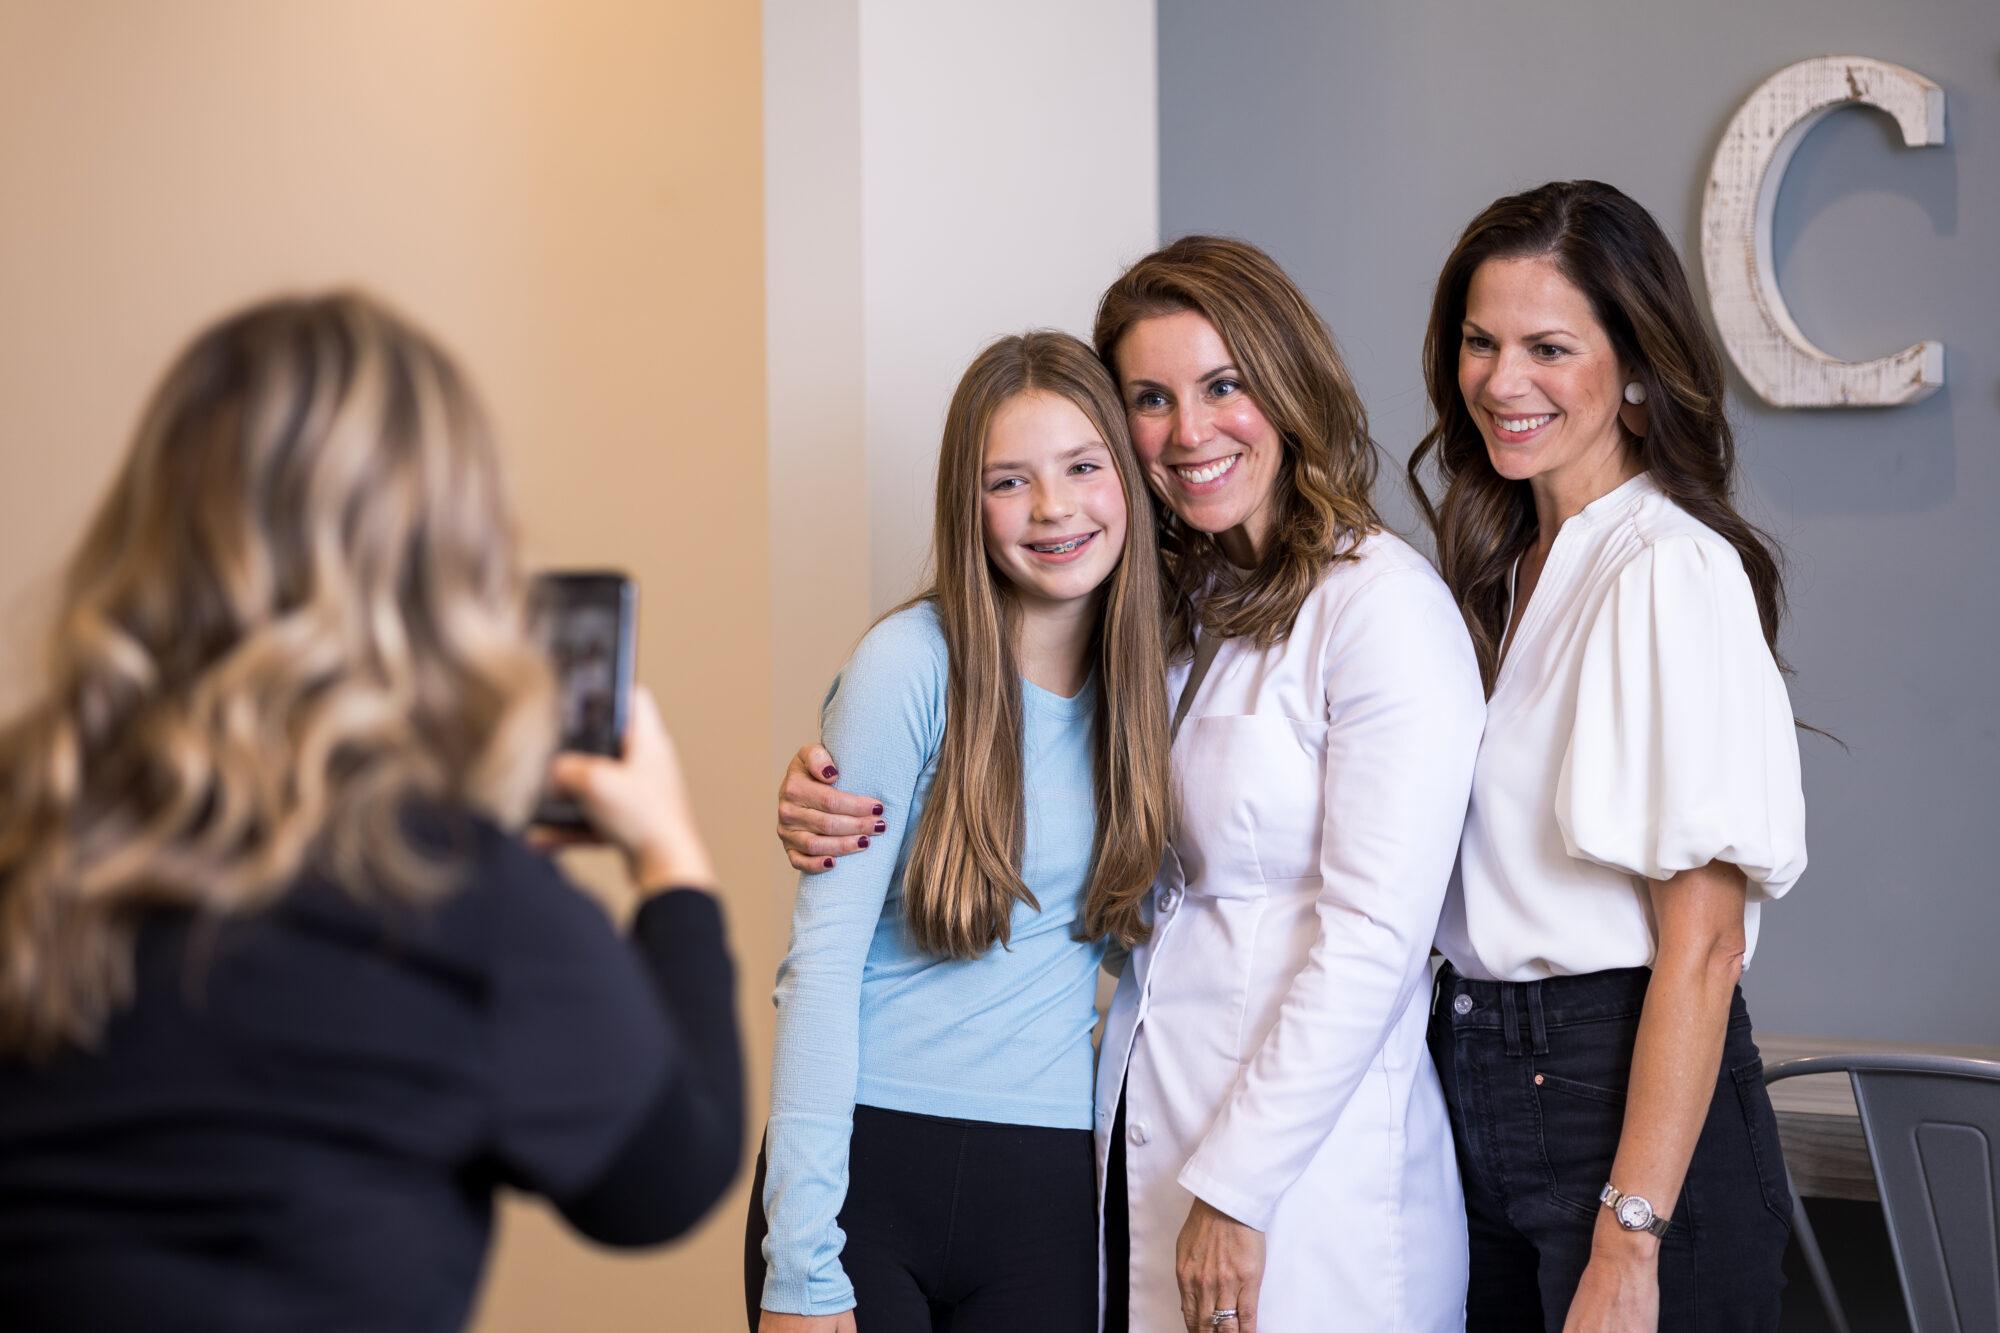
[{"x1": 530, "y1": 571, "x2": 637, "y2": 829}]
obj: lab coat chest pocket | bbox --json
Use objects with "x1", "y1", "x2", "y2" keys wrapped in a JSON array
[
  {"x1": 1254, "y1": 717, "x2": 1328, "y2": 882},
  {"x1": 1179, "y1": 714, "x2": 1327, "y2": 891}
]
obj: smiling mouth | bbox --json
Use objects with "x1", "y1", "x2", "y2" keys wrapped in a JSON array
[
  {"x1": 1493, "y1": 412, "x2": 1555, "y2": 436},
  {"x1": 1026, "y1": 532, "x2": 1097, "y2": 556},
  {"x1": 1174, "y1": 454, "x2": 1240, "y2": 485}
]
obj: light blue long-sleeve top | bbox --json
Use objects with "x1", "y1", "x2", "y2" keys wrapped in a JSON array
[{"x1": 759, "y1": 601, "x2": 1106, "y2": 1316}]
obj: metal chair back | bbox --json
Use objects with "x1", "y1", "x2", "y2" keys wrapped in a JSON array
[{"x1": 1767, "y1": 1053, "x2": 2000, "y2": 1333}]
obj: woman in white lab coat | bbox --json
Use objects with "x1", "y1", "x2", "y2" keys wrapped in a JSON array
[
  {"x1": 1087, "y1": 238, "x2": 1484, "y2": 1333},
  {"x1": 779, "y1": 237, "x2": 1485, "y2": 1332}
]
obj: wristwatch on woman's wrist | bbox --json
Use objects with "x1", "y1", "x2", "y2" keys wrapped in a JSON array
[{"x1": 1599, "y1": 1182, "x2": 1671, "y2": 1237}]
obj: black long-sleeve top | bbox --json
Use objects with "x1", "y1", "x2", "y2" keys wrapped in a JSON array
[{"x1": 0, "y1": 812, "x2": 743, "y2": 1332}]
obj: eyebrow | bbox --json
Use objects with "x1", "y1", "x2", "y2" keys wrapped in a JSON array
[
  {"x1": 1461, "y1": 318, "x2": 1582, "y2": 342},
  {"x1": 1123, "y1": 364, "x2": 1240, "y2": 391},
  {"x1": 982, "y1": 440, "x2": 1109, "y2": 473}
]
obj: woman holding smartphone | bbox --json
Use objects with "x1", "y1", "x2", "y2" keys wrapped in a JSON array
[
  {"x1": 778, "y1": 240, "x2": 1486, "y2": 1333},
  {"x1": 0, "y1": 293, "x2": 741, "y2": 1331},
  {"x1": 1413, "y1": 180, "x2": 1805, "y2": 1332},
  {"x1": 748, "y1": 331, "x2": 1170, "y2": 1332}
]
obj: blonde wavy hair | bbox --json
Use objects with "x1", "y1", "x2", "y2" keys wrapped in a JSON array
[{"x1": 0, "y1": 292, "x2": 556, "y2": 1059}]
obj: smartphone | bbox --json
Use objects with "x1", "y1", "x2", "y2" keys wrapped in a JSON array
[{"x1": 530, "y1": 571, "x2": 637, "y2": 830}]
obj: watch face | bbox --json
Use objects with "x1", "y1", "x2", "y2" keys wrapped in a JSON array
[{"x1": 1616, "y1": 1196, "x2": 1653, "y2": 1230}]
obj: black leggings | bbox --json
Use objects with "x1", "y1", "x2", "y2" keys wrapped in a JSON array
[{"x1": 744, "y1": 1105, "x2": 1098, "y2": 1332}]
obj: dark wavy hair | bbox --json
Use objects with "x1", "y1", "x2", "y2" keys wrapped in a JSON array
[
  {"x1": 1094, "y1": 236, "x2": 1380, "y2": 658},
  {"x1": 1406, "y1": 180, "x2": 1787, "y2": 691}
]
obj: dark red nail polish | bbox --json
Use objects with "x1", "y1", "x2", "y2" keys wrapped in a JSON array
[
  {"x1": 821, "y1": 765, "x2": 838, "y2": 780},
  {"x1": 872, "y1": 804, "x2": 884, "y2": 816},
  {"x1": 873, "y1": 820, "x2": 886, "y2": 834},
  {"x1": 822, "y1": 857, "x2": 835, "y2": 869},
  {"x1": 857, "y1": 835, "x2": 871, "y2": 849}
]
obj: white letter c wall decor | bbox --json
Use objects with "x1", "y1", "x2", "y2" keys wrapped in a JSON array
[{"x1": 1700, "y1": 55, "x2": 1946, "y2": 408}]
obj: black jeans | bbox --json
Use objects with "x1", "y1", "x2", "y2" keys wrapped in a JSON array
[
  {"x1": 744, "y1": 1105, "x2": 1097, "y2": 1332},
  {"x1": 1429, "y1": 964, "x2": 1792, "y2": 1332}
]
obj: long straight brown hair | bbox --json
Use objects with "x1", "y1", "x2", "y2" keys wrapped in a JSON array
[
  {"x1": 0, "y1": 293, "x2": 555, "y2": 1059},
  {"x1": 902, "y1": 332, "x2": 1170, "y2": 957},
  {"x1": 1094, "y1": 235, "x2": 1381, "y2": 657},
  {"x1": 1407, "y1": 180, "x2": 1788, "y2": 691}
]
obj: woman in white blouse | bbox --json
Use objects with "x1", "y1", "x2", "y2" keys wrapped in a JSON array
[
  {"x1": 779, "y1": 238, "x2": 1486, "y2": 1332},
  {"x1": 1408, "y1": 180, "x2": 1805, "y2": 1333}
]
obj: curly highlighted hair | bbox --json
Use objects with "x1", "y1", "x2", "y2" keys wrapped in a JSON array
[{"x1": 0, "y1": 292, "x2": 556, "y2": 1058}]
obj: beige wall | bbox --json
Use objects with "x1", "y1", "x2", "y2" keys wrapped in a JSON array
[{"x1": 0, "y1": 2, "x2": 772, "y2": 1328}]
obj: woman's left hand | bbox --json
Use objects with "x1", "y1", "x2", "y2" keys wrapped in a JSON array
[
  {"x1": 1560, "y1": 1243, "x2": 1658, "y2": 1333},
  {"x1": 1175, "y1": 1197, "x2": 1265, "y2": 1333}
]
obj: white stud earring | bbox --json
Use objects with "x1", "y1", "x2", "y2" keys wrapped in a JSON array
[{"x1": 1623, "y1": 381, "x2": 1648, "y2": 406}]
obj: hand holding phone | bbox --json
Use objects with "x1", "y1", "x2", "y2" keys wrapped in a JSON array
[
  {"x1": 527, "y1": 571, "x2": 714, "y2": 893},
  {"x1": 543, "y1": 687, "x2": 717, "y2": 893}
]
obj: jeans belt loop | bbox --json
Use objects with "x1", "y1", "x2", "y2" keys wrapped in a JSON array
[
  {"x1": 1527, "y1": 980, "x2": 1550, "y2": 1056},
  {"x1": 1499, "y1": 983, "x2": 1521, "y2": 1057}
]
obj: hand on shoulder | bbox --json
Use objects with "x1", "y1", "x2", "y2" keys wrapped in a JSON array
[{"x1": 776, "y1": 743, "x2": 883, "y2": 873}]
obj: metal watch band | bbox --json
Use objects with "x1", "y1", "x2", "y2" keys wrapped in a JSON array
[{"x1": 1598, "y1": 1182, "x2": 1672, "y2": 1238}]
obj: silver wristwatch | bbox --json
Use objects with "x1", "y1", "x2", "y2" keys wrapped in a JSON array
[{"x1": 1599, "y1": 1182, "x2": 1671, "y2": 1237}]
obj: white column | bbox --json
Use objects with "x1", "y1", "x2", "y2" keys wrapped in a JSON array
[
  {"x1": 856, "y1": 0, "x2": 1160, "y2": 612},
  {"x1": 764, "y1": 0, "x2": 873, "y2": 795},
  {"x1": 764, "y1": 3, "x2": 1160, "y2": 720}
]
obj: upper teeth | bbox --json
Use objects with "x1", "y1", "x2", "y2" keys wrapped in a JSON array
[
  {"x1": 1497, "y1": 414, "x2": 1553, "y2": 432},
  {"x1": 1033, "y1": 536, "x2": 1088, "y2": 554},
  {"x1": 1176, "y1": 455, "x2": 1239, "y2": 484}
]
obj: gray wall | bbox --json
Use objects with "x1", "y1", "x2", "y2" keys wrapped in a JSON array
[{"x1": 1158, "y1": 1, "x2": 2000, "y2": 1043}]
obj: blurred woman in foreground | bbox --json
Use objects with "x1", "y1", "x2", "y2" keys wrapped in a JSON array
[{"x1": 0, "y1": 293, "x2": 742, "y2": 1332}]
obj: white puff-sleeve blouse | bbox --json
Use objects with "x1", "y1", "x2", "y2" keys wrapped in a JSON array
[{"x1": 1435, "y1": 471, "x2": 1807, "y2": 982}]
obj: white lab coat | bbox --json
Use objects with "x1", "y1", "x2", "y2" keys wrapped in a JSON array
[{"x1": 1097, "y1": 534, "x2": 1486, "y2": 1331}]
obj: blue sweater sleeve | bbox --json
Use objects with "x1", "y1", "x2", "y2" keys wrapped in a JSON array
[{"x1": 760, "y1": 606, "x2": 946, "y2": 1316}]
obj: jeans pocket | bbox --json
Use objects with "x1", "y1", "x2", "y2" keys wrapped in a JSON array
[
  {"x1": 1730, "y1": 1058, "x2": 1796, "y2": 1226},
  {"x1": 1532, "y1": 1070, "x2": 1627, "y2": 1220}
]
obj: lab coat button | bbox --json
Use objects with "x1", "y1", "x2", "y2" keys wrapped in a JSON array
[
  {"x1": 1453, "y1": 994, "x2": 1474, "y2": 1015},
  {"x1": 1129, "y1": 1121, "x2": 1150, "y2": 1147}
]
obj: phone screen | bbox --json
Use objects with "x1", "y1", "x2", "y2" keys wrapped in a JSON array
[{"x1": 530, "y1": 572, "x2": 636, "y2": 825}]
